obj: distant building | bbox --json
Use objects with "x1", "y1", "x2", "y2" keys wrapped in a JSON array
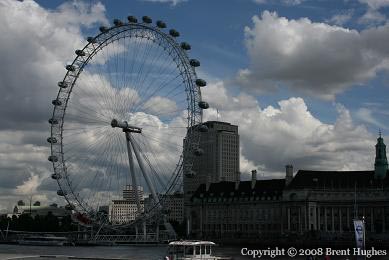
[
  {"x1": 161, "y1": 193, "x2": 184, "y2": 224},
  {"x1": 123, "y1": 185, "x2": 144, "y2": 203},
  {"x1": 13, "y1": 205, "x2": 70, "y2": 218},
  {"x1": 184, "y1": 121, "x2": 239, "y2": 203},
  {"x1": 144, "y1": 193, "x2": 184, "y2": 224},
  {"x1": 108, "y1": 185, "x2": 145, "y2": 224},
  {"x1": 109, "y1": 200, "x2": 144, "y2": 224}
]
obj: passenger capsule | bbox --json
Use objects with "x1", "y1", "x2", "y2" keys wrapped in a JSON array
[
  {"x1": 65, "y1": 204, "x2": 75, "y2": 210},
  {"x1": 156, "y1": 20, "x2": 166, "y2": 28},
  {"x1": 51, "y1": 173, "x2": 61, "y2": 180},
  {"x1": 48, "y1": 118, "x2": 58, "y2": 125},
  {"x1": 180, "y1": 42, "x2": 191, "y2": 50},
  {"x1": 195, "y1": 79, "x2": 206, "y2": 87},
  {"x1": 87, "y1": 37, "x2": 97, "y2": 44},
  {"x1": 57, "y1": 81, "x2": 68, "y2": 88},
  {"x1": 52, "y1": 99, "x2": 62, "y2": 106},
  {"x1": 190, "y1": 59, "x2": 200, "y2": 67},
  {"x1": 169, "y1": 29, "x2": 180, "y2": 37},
  {"x1": 127, "y1": 16, "x2": 138, "y2": 23},
  {"x1": 47, "y1": 137, "x2": 57, "y2": 144},
  {"x1": 185, "y1": 170, "x2": 196, "y2": 177},
  {"x1": 142, "y1": 16, "x2": 152, "y2": 24},
  {"x1": 57, "y1": 190, "x2": 67, "y2": 196},
  {"x1": 75, "y1": 49, "x2": 85, "y2": 56},
  {"x1": 194, "y1": 148, "x2": 204, "y2": 156},
  {"x1": 198, "y1": 101, "x2": 209, "y2": 109},
  {"x1": 48, "y1": 155, "x2": 58, "y2": 162},
  {"x1": 99, "y1": 26, "x2": 109, "y2": 33},
  {"x1": 198, "y1": 124, "x2": 208, "y2": 132},
  {"x1": 65, "y1": 65, "x2": 75, "y2": 72},
  {"x1": 113, "y1": 19, "x2": 123, "y2": 26}
]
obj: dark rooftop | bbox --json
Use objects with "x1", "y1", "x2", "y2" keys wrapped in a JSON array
[
  {"x1": 287, "y1": 170, "x2": 389, "y2": 190},
  {"x1": 192, "y1": 179, "x2": 285, "y2": 201}
]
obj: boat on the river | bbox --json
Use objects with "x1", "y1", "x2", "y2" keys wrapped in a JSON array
[
  {"x1": 165, "y1": 240, "x2": 232, "y2": 260},
  {"x1": 18, "y1": 235, "x2": 68, "y2": 246}
]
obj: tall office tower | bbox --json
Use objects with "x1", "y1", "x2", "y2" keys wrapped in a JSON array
[
  {"x1": 123, "y1": 185, "x2": 144, "y2": 203},
  {"x1": 184, "y1": 121, "x2": 240, "y2": 200}
]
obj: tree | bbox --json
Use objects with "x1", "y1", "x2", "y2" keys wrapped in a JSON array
[
  {"x1": 17, "y1": 200, "x2": 25, "y2": 206},
  {"x1": 33, "y1": 201, "x2": 41, "y2": 206}
]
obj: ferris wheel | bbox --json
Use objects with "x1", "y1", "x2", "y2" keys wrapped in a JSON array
[{"x1": 47, "y1": 16, "x2": 209, "y2": 228}]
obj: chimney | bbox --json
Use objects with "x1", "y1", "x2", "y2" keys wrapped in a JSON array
[
  {"x1": 235, "y1": 176, "x2": 240, "y2": 190},
  {"x1": 251, "y1": 170, "x2": 257, "y2": 189},
  {"x1": 206, "y1": 176, "x2": 210, "y2": 192},
  {"x1": 285, "y1": 165, "x2": 293, "y2": 186}
]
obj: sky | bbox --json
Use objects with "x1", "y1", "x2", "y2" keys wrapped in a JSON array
[{"x1": 0, "y1": 0, "x2": 388, "y2": 212}]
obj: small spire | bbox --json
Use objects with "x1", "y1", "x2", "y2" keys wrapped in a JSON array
[{"x1": 379, "y1": 129, "x2": 382, "y2": 138}]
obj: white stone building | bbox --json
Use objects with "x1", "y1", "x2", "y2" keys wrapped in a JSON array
[
  {"x1": 109, "y1": 185, "x2": 145, "y2": 224},
  {"x1": 109, "y1": 200, "x2": 144, "y2": 224}
]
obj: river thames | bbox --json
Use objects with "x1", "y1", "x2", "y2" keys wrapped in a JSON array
[{"x1": 1, "y1": 244, "x2": 388, "y2": 259}]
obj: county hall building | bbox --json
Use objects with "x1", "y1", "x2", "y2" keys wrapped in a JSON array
[{"x1": 188, "y1": 132, "x2": 389, "y2": 243}]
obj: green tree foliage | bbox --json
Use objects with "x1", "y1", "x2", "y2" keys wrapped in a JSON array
[{"x1": 0, "y1": 213, "x2": 77, "y2": 232}]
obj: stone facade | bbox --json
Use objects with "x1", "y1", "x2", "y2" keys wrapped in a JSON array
[
  {"x1": 160, "y1": 193, "x2": 184, "y2": 224},
  {"x1": 109, "y1": 200, "x2": 144, "y2": 224},
  {"x1": 190, "y1": 171, "x2": 285, "y2": 239}
]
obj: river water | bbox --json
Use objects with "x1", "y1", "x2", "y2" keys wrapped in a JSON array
[{"x1": 0, "y1": 244, "x2": 387, "y2": 260}]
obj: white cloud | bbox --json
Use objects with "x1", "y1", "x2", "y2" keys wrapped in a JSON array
[
  {"x1": 0, "y1": 0, "x2": 108, "y2": 210},
  {"x1": 141, "y1": 0, "x2": 187, "y2": 6},
  {"x1": 203, "y1": 81, "x2": 376, "y2": 178},
  {"x1": 0, "y1": 0, "x2": 193, "y2": 213},
  {"x1": 359, "y1": 0, "x2": 389, "y2": 25},
  {"x1": 359, "y1": 0, "x2": 389, "y2": 10},
  {"x1": 359, "y1": 8, "x2": 387, "y2": 24},
  {"x1": 326, "y1": 11, "x2": 353, "y2": 25},
  {"x1": 15, "y1": 172, "x2": 44, "y2": 195},
  {"x1": 142, "y1": 96, "x2": 178, "y2": 115},
  {"x1": 253, "y1": 0, "x2": 305, "y2": 5},
  {"x1": 237, "y1": 11, "x2": 389, "y2": 100},
  {"x1": 355, "y1": 107, "x2": 388, "y2": 129}
]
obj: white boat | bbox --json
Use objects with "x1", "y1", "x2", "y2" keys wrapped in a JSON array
[
  {"x1": 18, "y1": 235, "x2": 68, "y2": 246},
  {"x1": 165, "y1": 240, "x2": 232, "y2": 260}
]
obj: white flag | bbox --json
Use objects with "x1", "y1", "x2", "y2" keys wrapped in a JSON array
[{"x1": 353, "y1": 220, "x2": 365, "y2": 250}]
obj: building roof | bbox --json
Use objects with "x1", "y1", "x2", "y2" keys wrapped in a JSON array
[
  {"x1": 287, "y1": 170, "x2": 389, "y2": 190},
  {"x1": 192, "y1": 179, "x2": 285, "y2": 200},
  {"x1": 169, "y1": 240, "x2": 216, "y2": 246},
  {"x1": 204, "y1": 121, "x2": 237, "y2": 126}
]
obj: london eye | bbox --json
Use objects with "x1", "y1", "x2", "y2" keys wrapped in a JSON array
[{"x1": 47, "y1": 16, "x2": 209, "y2": 234}]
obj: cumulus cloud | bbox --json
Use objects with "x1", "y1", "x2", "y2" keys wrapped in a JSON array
[
  {"x1": 0, "y1": 0, "x2": 108, "y2": 210},
  {"x1": 360, "y1": 0, "x2": 389, "y2": 9},
  {"x1": 253, "y1": 0, "x2": 305, "y2": 5},
  {"x1": 141, "y1": 0, "x2": 187, "y2": 6},
  {"x1": 358, "y1": 0, "x2": 389, "y2": 25},
  {"x1": 237, "y1": 11, "x2": 389, "y2": 100},
  {"x1": 326, "y1": 10, "x2": 354, "y2": 26},
  {"x1": 203, "y1": 81, "x2": 376, "y2": 178},
  {"x1": 355, "y1": 106, "x2": 389, "y2": 130}
]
